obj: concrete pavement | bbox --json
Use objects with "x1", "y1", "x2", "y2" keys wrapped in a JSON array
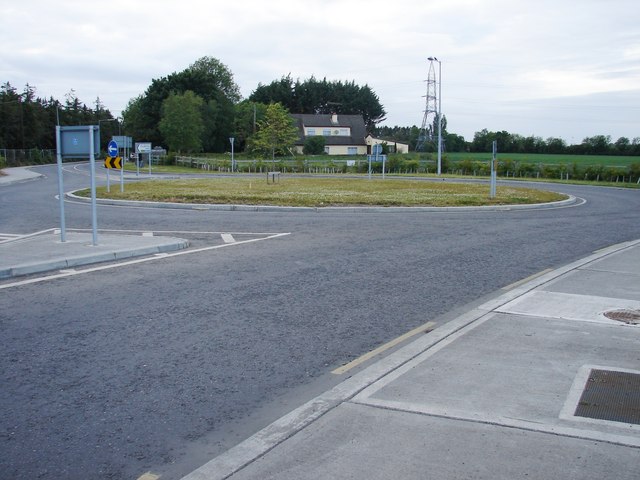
[
  {"x1": 0, "y1": 229, "x2": 189, "y2": 280},
  {"x1": 1, "y1": 166, "x2": 189, "y2": 279},
  {"x1": 182, "y1": 239, "x2": 640, "y2": 480},
  {"x1": 0, "y1": 165, "x2": 43, "y2": 185}
]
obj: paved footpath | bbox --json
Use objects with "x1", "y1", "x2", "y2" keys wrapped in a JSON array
[{"x1": 182, "y1": 239, "x2": 640, "y2": 480}]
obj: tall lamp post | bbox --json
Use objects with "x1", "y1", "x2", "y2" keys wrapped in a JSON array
[{"x1": 428, "y1": 57, "x2": 442, "y2": 176}]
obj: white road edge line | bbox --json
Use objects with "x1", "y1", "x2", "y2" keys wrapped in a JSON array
[{"x1": 0, "y1": 233, "x2": 290, "y2": 290}]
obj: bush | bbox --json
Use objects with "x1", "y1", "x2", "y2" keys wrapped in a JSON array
[{"x1": 303, "y1": 136, "x2": 326, "y2": 155}]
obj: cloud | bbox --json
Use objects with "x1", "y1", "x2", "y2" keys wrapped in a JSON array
[{"x1": 1, "y1": 0, "x2": 638, "y2": 141}]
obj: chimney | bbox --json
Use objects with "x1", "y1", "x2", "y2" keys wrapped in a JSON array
[{"x1": 331, "y1": 113, "x2": 338, "y2": 125}]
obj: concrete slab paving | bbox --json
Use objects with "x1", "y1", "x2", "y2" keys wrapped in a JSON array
[
  {"x1": 0, "y1": 230, "x2": 189, "y2": 279},
  {"x1": 496, "y1": 291, "x2": 640, "y2": 324},
  {"x1": 354, "y1": 314, "x2": 640, "y2": 444},
  {"x1": 226, "y1": 402, "x2": 640, "y2": 480}
]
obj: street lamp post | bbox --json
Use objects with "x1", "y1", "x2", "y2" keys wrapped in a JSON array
[{"x1": 428, "y1": 57, "x2": 442, "y2": 176}]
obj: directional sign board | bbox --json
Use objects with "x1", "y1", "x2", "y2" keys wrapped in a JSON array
[
  {"x1": 104, "y1": 156, "x2": 122, "y2": 169},
  {"x1": 112, "y1": 135, "x2": 132, "y2": 148},
  {"x1": 59, "y1": 125, "x2": 100, "y2": 158},
  {"x1": 136, "y1": 142, "x2": 152, "y2": 153},
  {"x1": 107, "y1": 140, "x2": 118, "y2": 157}
]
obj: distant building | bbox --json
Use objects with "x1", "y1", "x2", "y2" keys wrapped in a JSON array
[
  {"x1": 291, "y1": 113, "x2": 368, "y2": 155},
  {"x1": 366, "y1": 135, "x2": 410, "y2": 154}
]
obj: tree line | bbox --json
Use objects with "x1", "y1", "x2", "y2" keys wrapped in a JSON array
[
  {"x1": 2, "y1": 55, "x2": 639, "y2": 157},
  {"x1": 0, "y1": 84, "x2": 121, "y2": 151}
]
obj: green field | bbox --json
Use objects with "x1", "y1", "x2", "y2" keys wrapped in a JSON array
[{"x1": 443, "y1": 152, "x2": 640, "y2": 167}]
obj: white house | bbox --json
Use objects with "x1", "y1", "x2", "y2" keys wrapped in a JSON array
[
  {"x1": 366, "y1": 135, "x2": 410, "y2": 154},
  {"x1": 291, "y1": 113, "x2": 368, "y2": 155}
]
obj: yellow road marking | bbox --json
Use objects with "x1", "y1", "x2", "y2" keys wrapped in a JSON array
[
  {"x1": 502, "y1": 268, "x2": 553, "y2": 290},
  {"x1": 137, "y1": 473, "x2": 160, "y2": 480},
  {"x1": 332, "y1": 321, "x2": 436, "y2": 375}
]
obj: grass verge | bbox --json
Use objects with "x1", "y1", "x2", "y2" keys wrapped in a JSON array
[{"x1": 85, "y1": 177, "x2": 567, "y2": 208}]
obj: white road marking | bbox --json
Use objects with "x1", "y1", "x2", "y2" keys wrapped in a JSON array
[
  {"x1": 0, "y1": 233, "x2": 290, "y2": 290},
  {"x1": 221, "y1": 233, "x2": 236, "y2": 243}
]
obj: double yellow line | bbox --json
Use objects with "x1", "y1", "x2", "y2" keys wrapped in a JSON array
[{"x1": 332, "y1": 321, "x2": 436, "y2": 375}]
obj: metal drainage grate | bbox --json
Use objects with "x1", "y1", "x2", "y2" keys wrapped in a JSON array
[
  {"x1": 574, "y1": 369, "x2": 640, "y2": 425},
  {"x1": 603, "y1": 309, "x2": 640, "y2": 325}
]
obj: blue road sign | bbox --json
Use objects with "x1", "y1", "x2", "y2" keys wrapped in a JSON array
[{"x1": 107, "y1": 139, "x2": 118, "y2": 157}]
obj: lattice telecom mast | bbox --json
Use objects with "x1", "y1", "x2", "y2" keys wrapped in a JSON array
[{"x1": 415, "y1": 58, "x2": 438, "y2": 152}]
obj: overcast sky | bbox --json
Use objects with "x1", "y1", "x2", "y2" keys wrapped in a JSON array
[{"x1": 1, "y1": 0, "x2": 638, "y2": 143}]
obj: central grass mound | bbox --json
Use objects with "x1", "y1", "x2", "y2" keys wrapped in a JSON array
[{"x1": 94, "y1": 177, "x2": 567, "y2": 208}]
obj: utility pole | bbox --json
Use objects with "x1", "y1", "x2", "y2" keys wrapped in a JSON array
[
  {"x1": 416, "y1": 60, "x2": 437, "y2": 153},
  {"x1": 430, "y1": 57, "x2": 443, "y2": 176}
]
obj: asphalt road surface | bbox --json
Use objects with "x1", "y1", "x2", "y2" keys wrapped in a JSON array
[{"x1": 2, "y1": 163, "x2": 640, "y2": 479}]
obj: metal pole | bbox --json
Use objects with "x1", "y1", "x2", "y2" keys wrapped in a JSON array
[
  {"x1": 55, "y1": 126, "x2": 66, "y2": 242},
  {"x1": 437, "y1": 59, "x2": 442, "y2": 176},
  {"x1": 119, "y1": 121, "x2": 124, "y2": 193},
  {"x1": 230, "y1": 137, "x2": 235, "y2": 172},
  {"x1": 89, "y1": 126, "x2": 98, "y2": 246},
  {"x1": 490, "y1": 140, "x2": 497, "y2": 198}
]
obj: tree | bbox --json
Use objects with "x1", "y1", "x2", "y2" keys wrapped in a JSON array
[
  {"x1": 122, "y1": 94, "x2": 157, "y2": 142},
  {"x1": 614, "y1": 137, "x2": 630, "y2": 155},
  {"x1": 248, "y1": 103, "x2": 299, "y2": 159},
  {"x1": 303, "y1": 135, "x2": 326, "y2": 155},
  {"x1": 250, "y1": 76, "x2": 386, "y2": 131},
  {"x1": 546, "y1": 137, "x2": 566, "y2": 154},
  {"x1": 581, "y1": 135, "x2": 611, "y2": 155},
  {"x1": 122, "y1": 56, "x2": 241, "y2": 150},
  {"x1": 158, "y1": 90, "x2": 204, "y2": 153},
  {"x1": 233, "y1": 100, "x2": 268, "y2": 152}
]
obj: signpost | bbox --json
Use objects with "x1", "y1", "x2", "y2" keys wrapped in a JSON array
[
  {"x1": 369, "y1": 143, "x2": 383, "y2": 180},
  {"x1": 56, "y1": 125, "x2": 100, "y2": 245},
  {"x1": 136, "y1": 142, "x2": 152, "y2": 175},
  {"x1": 107, "y1": 139, "x2": 118, "y2": 158},
  {"x1": 113, "y1": 136, "x2": 131, "y2": 191},
  {"x1": 104, "y1": 156, "x2": 122, "y2": 169},
  {"x1": 490, "y1": 141, "x2": 497, "y2": 198},
  {"x1": 229, "y1": 137, "x2": 235, "y2": 172},
  {"x1": 105, "y1": 140, "x2": 118, "y2": 193}
]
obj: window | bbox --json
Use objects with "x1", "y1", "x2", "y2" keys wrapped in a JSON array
[
  {"x1": 323, "y1": 129, "x2": 331, "y2": 136},
  {"x1": 347, "y1": 147, "x2": 358, "y2": 155},
  {"x1": 307, "y1": 128, "x2": 316, "y2": 136}
]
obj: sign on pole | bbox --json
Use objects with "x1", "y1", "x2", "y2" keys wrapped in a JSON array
[
  {"x1": 107, "y1": 139, "x2": 118, "y2": 158},
  {"x1": 136, "y1": 142, "x2": 152, "y2": 174},
  {"x1": 104, "y1": 156, "x2": 122, "y2": 169},
  {"x1": 55, "y1": 125, "x2": 100, "y2": 244},
  {"x1": 59, "y1": 125, "x2": 101, "y2": 157}
]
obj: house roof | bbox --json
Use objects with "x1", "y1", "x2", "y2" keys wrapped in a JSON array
[{"x1": 290, "y1": 114, "x2": 367, "y2": 146}]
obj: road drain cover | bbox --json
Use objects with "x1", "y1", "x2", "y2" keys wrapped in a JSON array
[
  {"x1": 574, "y1": 369, "x2": 640, "y2": 425},
  {"x1": 603, "y1": 309, "x2": 640, "y2": 325}
]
